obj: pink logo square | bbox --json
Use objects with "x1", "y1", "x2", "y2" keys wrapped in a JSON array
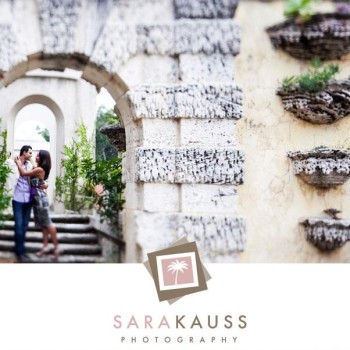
[{"x1": 156, "y1": 252, "x2": 199, "y2": 291}]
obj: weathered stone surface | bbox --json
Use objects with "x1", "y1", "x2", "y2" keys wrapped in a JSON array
[
  {"x1": 179, "y1": 54, "x2": 234, "y2": 82},
  {"x1": 134, "y1": 211, "x2": 246, "y2": 262},
  {"x1": 277, "y1": 80, "x2": 350, "y2": 124},
  {"x1": 137, "y1": 19, "x2": 240, "y2": 55},
  {"x1": 113, "y1": 0, "x2": 174, "y2": 23},
  {"x1": 178, "y1": 215, "x2": 245, "y2": 261},
  {"x1": 181, "y1": 184, "x2": 237, "y2": 213},
  {"x1": 100, "y1": 124, "x2": 126, "y2": 152},
  {"x1": 175, "y1": 148, "x2": 244, "y2": 184},
  {"x1": 266, "y1": 13, "x2": 350, "y2": 60},
  {"x1": 288, "y1": 147, "x2": 350, "y2": 188},
  {"x1": 175, "y1": 19, "x2": 240, "y2": 55},
  {"x1": 38, "y1": 0, "x2": 81, "y2": 54},
  {"x1": 134, "y1": 147, "x2": 244, "y2": 184},
  {"x1": 142, "y1": 119, "x2": 178, "y2": 147},
  {"x1": 0, "y1": 24, "x2": 26, "y2": 72},
  {"x1": 180, "y1": 119, "x2": 236, "y2": 147},
  {"x1": 174, "y1": 0, "x2": 238, "y2": 19},
  {"x1": 137, "y1": 24, "x2": 174, "y2": 55},
  {"x1": 90, "y1": 23, "x2": 138, "y2": 74},
  {"x1": 301, "y1": 217, "x2": 350, "y2": 250},
  {"x1": 136, "y1": 148, "x2": 176, "y2": 183},
  {"x1": 143, "y1": 183, "x2": 180, "y2": 212},
  {"x1": 127, "y1": 83, "x2": 242, "y2": 119},
  {"x1": 119, "y1": 56, "x2": 178, "y2": 85}
]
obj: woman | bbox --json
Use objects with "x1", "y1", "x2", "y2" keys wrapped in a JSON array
[{"x1": 15, "y1": 150, "x2": 59, "y2": 259}]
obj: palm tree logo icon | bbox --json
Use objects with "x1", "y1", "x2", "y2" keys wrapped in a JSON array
[{"x1": 167, "y1": 259, "x2": 189, "y2": 285}]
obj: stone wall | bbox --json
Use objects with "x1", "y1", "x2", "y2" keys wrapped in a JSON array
[
  {"x1": 4, "y1": 0, "x2": 349, "y2": 263},
  {"x1": 235, "y1": 1, "x2": 350, "y2": 263}
]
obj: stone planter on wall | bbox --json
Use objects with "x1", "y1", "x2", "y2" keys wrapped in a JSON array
[
  {"x1": 301, "y1": 216, "x2": 350, "y2": 250},
  {"x1": 266, "y1": 13, "x2": 350, "y2": 60},
  {"x1": 277, "y1": 79, "x2": 350, "y2": 124},
  {"x1": 100, "y1": 124, "x2": 126, "y2": 152},
  {"x1": 287, "y1": 146, "x2": 350, "y2": 188}
]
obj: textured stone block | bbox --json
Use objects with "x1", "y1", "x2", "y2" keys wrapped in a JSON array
[
  {"x1": 91, "y1": 23, "x2": 137, "y2": 74},
  {"x1": 179, "y1": 54, "x2": 234, "y2": 82},
  {"x1": 142, "y1": 119, "x2": 179, "y2": 147},
  {"x1": 0, "y1": 24, "x2": 26, "y2": 72},
  {"x1": 181, "y1": 184, "x2": 237, "y2": 213},
  {"x1": 136, "y1": 19, "x2": 240, "y2": 56},
  {"x1": 125, "y1": 120, "x2": 142, "y2": 148},
  {"x1": 175, "y1": 148, "x2": 244, "y2": 184},
  {"x1": 119, "y1": 55, "x2": 178, "y2": 85},
  {"x1": 137, "y1": 24, "x2": 174, "y2": 55},
  {"x1": 133, "y1": 211, "x2": 246, "y2": 262},
  {"x1": 38, "y1": 0, "x2": 81, "y2": 54},
  {"x1": 124, "y1": 182, "x2": 143, "y2": 210},
  {"x1": 143, "y1": 184, "x2": 180, "y2": 212},
  {"x1": 136, "y1": 148, "x2": 176, "y2": 183},
  {"x1": 122, "y1": 149, "x2": 137, "y2": 183},
  {"x1": 175, "y1": 19, "x2": 240, "y2": 55},
  {"x1": 127, "y1": 83, "x2": 242, "y2": 119},
  {"x1": 134, "y1": 147, "x2": 244, "y2": 184},
  {"x1": 174, "y1": 0, "x2": 238, "y2": 19},
  {"x1": 180, "y1": 119, "x2": 236, "y2": 147},
  {"x1": 177, "y1": 214, "x2": 245, "y2": 261}
]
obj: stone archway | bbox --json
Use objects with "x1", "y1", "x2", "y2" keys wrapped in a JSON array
[
  {"x1": 8, "y1": 95, "x2": 63, "y2": 205},
  {"x1": 0, "y1": 0, "x2": 244, "y2": 262},
  {"x1": 8, "y1": 94, "x2": 64, "y2": 176}
]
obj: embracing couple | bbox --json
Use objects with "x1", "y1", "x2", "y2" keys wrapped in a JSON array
[{"x1": 10, "y1": 145, "x2": 59, "y2": 263}]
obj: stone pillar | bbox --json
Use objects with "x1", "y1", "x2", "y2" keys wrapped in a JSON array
[
  {"x1": 120, "y1": 0, "x2": 246, "y2": 262},
  {"x1": 121, "y1": 86, "x2": 245, "y2": 264}
]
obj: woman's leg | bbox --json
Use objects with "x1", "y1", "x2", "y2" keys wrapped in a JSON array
[
  {"x1": 47, "y1": 225, "x2": 59, "y2": 258},
  {"x1": 36, "y1": 228, "x2": 50, "y2": 256}
]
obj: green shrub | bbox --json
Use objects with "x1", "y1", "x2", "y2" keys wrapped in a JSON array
[
  {"x1": 0, "y1": 122, "x2": 11, "y2": 224},
  {"x1": 82, "y1": 157, "x2": 124, "y2": 232},
  {"x1": 281, "y1": 59, "x2": 339, "y2": 93},
  {"x1": 284, "y1": 0, "x2": 319, "y2": 20},
  {"x1": 55, "y1": 124, "x2": 94, "y2": 212}
]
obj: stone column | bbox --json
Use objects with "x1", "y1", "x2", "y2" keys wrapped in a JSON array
[{"x1": 120, "y1": 0, "x2": 246, "y2": 263}]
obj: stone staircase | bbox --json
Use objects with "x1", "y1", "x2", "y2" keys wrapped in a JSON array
[{"x1": 0, "y1": 214, "x2": 104, "y2": 263}]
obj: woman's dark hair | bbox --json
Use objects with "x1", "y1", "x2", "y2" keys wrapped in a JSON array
[{"x1": 37, "y1": 150, "x2": 51, "y2": 180}]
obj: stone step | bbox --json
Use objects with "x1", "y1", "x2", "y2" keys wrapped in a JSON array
[
  {"x1": 0, "y1": 231, "x2": 98, "y2": 244},
  {"x1": 0, "y1": 241, "x2": 102, "y2": 255},
  {"x1": 0, "y1": 251, "x2": 102, "y2": 263},
  {"x1": 2, "y1": 221, "x2": 94, "y2": 233},
  {"x1": 4, "y1": 214, "x2": 90, "y2": 224}
]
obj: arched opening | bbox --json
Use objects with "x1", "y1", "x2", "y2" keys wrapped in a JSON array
[
  {"x1": 13, "y1": 103, "x2": 56, "y2": 204},
  {"x1": 7, "y1": 94, "x2": 65, "y2": 210}
]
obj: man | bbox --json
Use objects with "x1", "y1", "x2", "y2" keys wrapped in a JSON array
[{"x1": 12, "y1": 145, "x2": 33, "y2": 263}]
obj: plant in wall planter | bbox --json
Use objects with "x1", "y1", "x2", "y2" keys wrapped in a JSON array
[
  {"x1": 287, "y1": 146, "x2": 350, "y2": 188},
  {"x1": 301, "y1": 209, "x2": 350, "y2": 250},
  {"x1": 277, "y1": 60, "x2": 350, "y2": 124},
  {"x1": 266, "y1": 0, "x2": 350, "y2": 60}
]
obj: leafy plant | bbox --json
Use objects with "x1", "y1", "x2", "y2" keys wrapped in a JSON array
[
  {"x1": 0, "y1": 121, "x2": 12, "y2": 224},
  {"x1": 281, "y1": 59, "x2": 339, "y2": 93},
  {"x1": 96, "y1": 106, "x2": 120, "y2": 162},
  {"x1": 82, "y1": 157, "x2": 124, "y2": 232},
  {"x1": 55, "y1": 124, "x2": 94, "y2": 212},
  {"x1": 284, "y1": 0, "x2": 320, "y2": 20},
  {"x1": 36, "y1": 125, "x2": 50, "y2": 142}
]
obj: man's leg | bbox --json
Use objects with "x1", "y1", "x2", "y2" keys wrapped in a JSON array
[
  {"x1": 12, "y1": 200, "x2": 24, "y2": 257},
  {"x1": 22, "y1": 202, "x2": 33, "y2": 247}
]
